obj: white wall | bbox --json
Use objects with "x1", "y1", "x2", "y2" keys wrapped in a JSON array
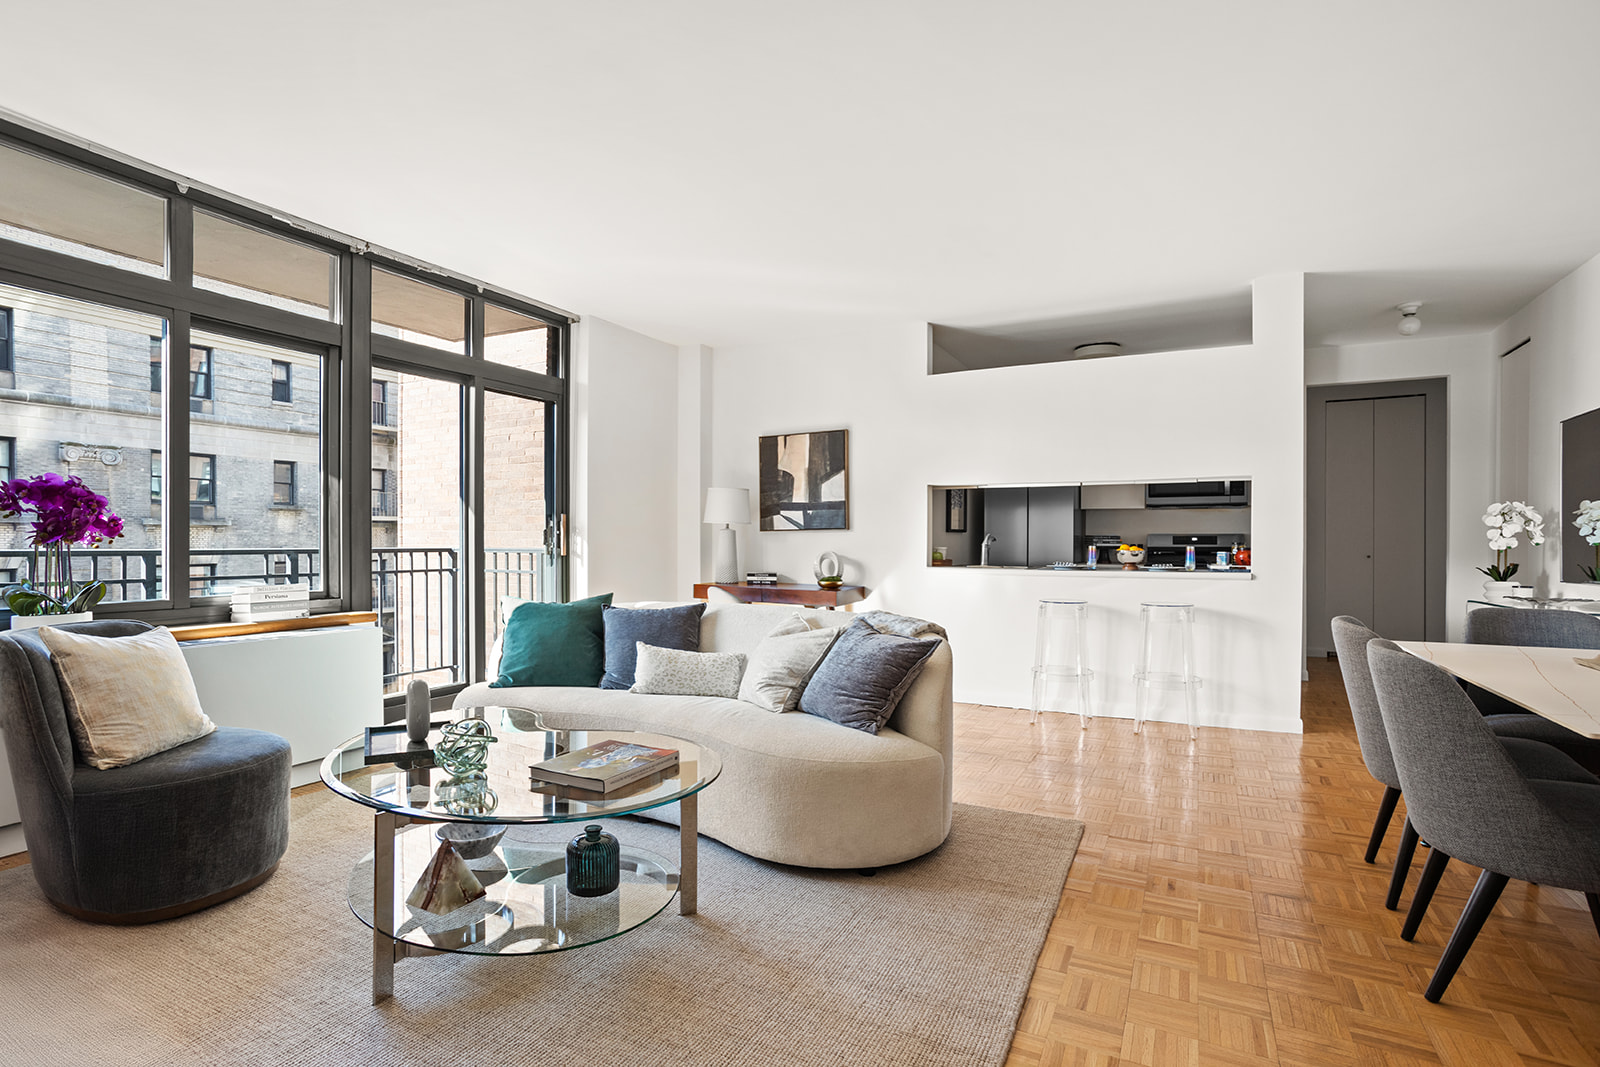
[
  {"x1": 701, "y1": 275, "x2": 1307, "y2": 733},
  {"x1": 1305, "y1": 332, "x2": 1499, "y2": 641},
  {"x1": 571, "y1": 317, "x2": 681, "y2": 602},
  {"x1": 1492, "y1": 250, "x2": 1600, "y2": 595}
]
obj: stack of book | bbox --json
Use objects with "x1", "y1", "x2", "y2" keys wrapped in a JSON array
[
  {"x1": 230, "y1": 582, "x2": 312, "y2": 623},
  {"x1": 745, "y1": 572, "x2": 780, "y2": 586}
]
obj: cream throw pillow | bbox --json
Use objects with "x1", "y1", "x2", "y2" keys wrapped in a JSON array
[
  {"x1": 738, "y1": 614, "x2": 843, "y2": 713},
  {"x1": 40, "y1": 625, "x2": 216, "y2": 770},
  {"x1": 630, "y1": 643, "x2": 747, "y2": 698}
]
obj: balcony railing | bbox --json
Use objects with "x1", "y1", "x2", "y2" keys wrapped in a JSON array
[
  {"x1": 2, "y1": 545, "x2": 548, "y2": 694},
  {"x1": 371, "y1": 490, "x2": 397, "y2": 517},
  {"x1": 372, "y1": 400, "x2": 395, "y2": 427}
]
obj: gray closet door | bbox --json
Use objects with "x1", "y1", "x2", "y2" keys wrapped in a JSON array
[
  {"x1": 1372, "y1": 396, "x2": 1427, "y2": 638},
  {"x1": 1325, "y1": 399, "x2": 1376, "y2": 627}
]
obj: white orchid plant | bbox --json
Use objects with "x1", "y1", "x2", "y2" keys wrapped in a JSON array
[
  {"x1": 1478, "y1": 501, "x2": 1545, "y2": 583},
  {"x1": 1574, "y1": 499, "x2": 1600, "y2": 581}
]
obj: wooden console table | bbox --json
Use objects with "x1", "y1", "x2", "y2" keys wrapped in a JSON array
[{"x1": 691, "y1": 582, "x2": 866, "y2": 610}]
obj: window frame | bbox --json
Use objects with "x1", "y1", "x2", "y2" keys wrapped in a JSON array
[
  {"x1": 189, "y1": 452, "x2": 217, "y2": 519},
  {"x1": 0, "y1": 435, "x2": 13, "y2": 482},
  {"x1": 0, "y1": 305, "x2": 12, "y2": 372},
  {"x1": 0, "y1": 116, "x2": 573, "y2": 704}
]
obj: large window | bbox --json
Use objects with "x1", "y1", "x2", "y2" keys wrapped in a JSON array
[{"x1": 0, "y1": 120, "x2": 570, "y2": 704}]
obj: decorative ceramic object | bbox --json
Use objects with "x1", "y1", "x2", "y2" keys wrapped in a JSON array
[
  {"x1": 434, "y1": 719, "x2": 498, "y2": 777},
  {"x1": 1482, "y1": 580, "x2": 1521, "y2": 604},
  {"x1": 814, "y1": 550, "x2": 841, "y2": 584},
  {"x1": 566, "y1": 824, "x2": 620, "y2": 897},
  {"x1": 406, "y1": 839, "x2": 486, "y2": 915},
  {"x1": 9, "y1": 610, "x2": 93, "y2": 631},
  {"x1": 435, "y1": 822, "x2": 507, "y2": 861},
  {"x1": 1116, "y1": 545, "x2": 1146, "y2": 570},
  {"x1": 405, "y1": 679, "x2": 431, "y2": 742}
]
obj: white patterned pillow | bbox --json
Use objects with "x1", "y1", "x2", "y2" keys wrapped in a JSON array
[{"x1": 630, "y1": 643, "x2": 747, "y2": 698}]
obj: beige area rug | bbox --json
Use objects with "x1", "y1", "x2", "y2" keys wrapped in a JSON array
[{"x1": 0, "y1": 792, "x2": 1082, "y2": 1067}]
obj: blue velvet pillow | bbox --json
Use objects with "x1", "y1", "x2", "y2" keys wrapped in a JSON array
[
  {"x1": 600, "y1": 603, "x2": 707, "y2": 690},
  {"x1": 491, "y1": 593, "x2": 613, "y2": 688},
  {"x1": 798, "y1": 620, "x2": 940, "y2": 734}
]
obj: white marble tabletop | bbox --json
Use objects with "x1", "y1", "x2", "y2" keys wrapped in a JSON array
[{"x1": 1396, "y1": 641, "x2": 1600, "y2": 739}]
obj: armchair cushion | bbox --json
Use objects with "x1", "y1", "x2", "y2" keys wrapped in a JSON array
[{"x1": 39, "y1": 625, "x2": 214, "y2": 770}]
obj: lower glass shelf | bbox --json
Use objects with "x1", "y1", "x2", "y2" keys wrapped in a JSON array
[{"x1": 347, "y1": 824, "x2": 678, "y2": 957}]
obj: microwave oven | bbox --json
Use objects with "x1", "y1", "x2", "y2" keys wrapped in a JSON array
[{"x1": 1144, "y1": 480, "x2": 1250, "y2": 509}]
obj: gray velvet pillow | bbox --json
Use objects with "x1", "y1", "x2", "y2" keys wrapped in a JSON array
[
  {"x1": 798, "y1": 620, "x2": 941, "y2": 734},
  {"x1": 601, "y1": 603, "x2": 706, "y2": 690}
]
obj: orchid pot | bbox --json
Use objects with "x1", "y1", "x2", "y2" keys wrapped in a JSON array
[
  {"x1": 0, "y1": 473, "x2": 126, "y2": 621},
  {"x1": 1476, "y1": 501, "x2": 1545, "y2": 584}
]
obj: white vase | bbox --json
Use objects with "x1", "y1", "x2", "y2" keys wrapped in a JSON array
[
  {"x1": 1481, "y1": 581, "x2": 1520, "y2": 605},
  {"x1": 9, "y1": 611, "x2": 94, "y2": 630}
]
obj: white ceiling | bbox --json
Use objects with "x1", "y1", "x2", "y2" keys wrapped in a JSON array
[{"x1": 1, "y1": 1, "x2": 1598, "y2": 351}]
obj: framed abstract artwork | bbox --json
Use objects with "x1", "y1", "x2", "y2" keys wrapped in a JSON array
[
  {"x1": 946, "y1": 489, "x2": 967, "y2": 533},
  {"x1": 758, "y1": 430, "x2": 849, "y2": 531}
]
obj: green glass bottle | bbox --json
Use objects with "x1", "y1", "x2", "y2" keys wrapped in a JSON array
[{"x1": 566, "y1": 824, "x2": 620, "y2": 897}]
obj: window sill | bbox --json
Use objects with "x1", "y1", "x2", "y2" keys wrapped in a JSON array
[{"x1": 269, "y1": 504, "x2": 305, "y2": 511}]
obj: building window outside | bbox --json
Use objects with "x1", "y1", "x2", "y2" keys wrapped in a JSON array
[
  {"x1": 190, "y1": 453, "x2": 216, "y2": 520},
  {"x1": 189, "y1": 345, "x2": 213, "y2": 412},
  {"x1": 0, "y1": 436, "x2": 13, "y2": 483},
  {"x1": 271, "y1": 359, "x2": 291, "y2": 403},
  {"x1": 149, "y1": 336, "x2": 161, "y2": 392},
  {"x1": 273, "y1": 460, "x2": 296, "y2": 506},
  {"x1": 372, "y1": 379, "x2": 392, "y2": 426},
  {"x1": 189, "y1": 563, "x2": 217, "y2": 598},
  {"x1": 150, "y1": 448, "x2": 161, "y2": 505},
  {"x1": 371, "y1": 467, "x2": 394, "y2": 517},
  {"x1": 1, "y1": 306, "x2": 12, "y2": 372}
]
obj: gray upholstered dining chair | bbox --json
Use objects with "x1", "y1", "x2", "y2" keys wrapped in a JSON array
[
  {"x1": 0, "y1": 620, "x2": 292, "y2": 923},
  {"x1": 1367, "y1": 638, "x2": 1600, "y2": 1003},
  {"x1": 1330, "y1": 616, "x2": 1592, "y2": 911},
  {"x1": 1462, "y1": 607, "x2": 1600, "y2": 772}
]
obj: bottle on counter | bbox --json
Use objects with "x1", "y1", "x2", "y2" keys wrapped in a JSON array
[
  {"x1": 1185, "y1": 545, "x2": 1196, "y2": 571},
  {"x1": 1086, "y1": 543, "x2": 1098, "y2": 569}
]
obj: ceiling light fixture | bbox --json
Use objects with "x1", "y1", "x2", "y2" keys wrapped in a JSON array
[
  {"x1": 1397, "y1": 302, "x2": 1422, "y2": 336},
  {"x1": 1072, "y1": 342, "x2": 1123, "y2": 359}
]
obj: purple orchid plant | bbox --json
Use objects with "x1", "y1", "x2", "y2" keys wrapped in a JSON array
[{"x1": 0, "y1": 472, "x2": 126, "y2": 616}]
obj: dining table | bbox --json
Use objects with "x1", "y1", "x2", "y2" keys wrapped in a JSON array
[{"x1": 1396, "y1": 640, "x2": 1600, "y2": 740}]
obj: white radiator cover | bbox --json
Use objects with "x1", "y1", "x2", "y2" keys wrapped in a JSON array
[{"x1": 0, "y1": 624, "x2": 384, "y2": 848}]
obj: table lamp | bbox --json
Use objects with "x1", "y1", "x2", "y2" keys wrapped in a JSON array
[{"x1": 704, "y1": 488, "x2": 750, "y2": 584}]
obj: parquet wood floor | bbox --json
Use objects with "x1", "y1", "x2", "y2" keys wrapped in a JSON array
[{"x1": 956, "y1": 656, "x2": 1600, "y2": 1067}]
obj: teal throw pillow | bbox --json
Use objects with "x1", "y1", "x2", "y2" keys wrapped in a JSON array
[{"x1": 491, "y1": 593, "x2": 614, "y2": 688}]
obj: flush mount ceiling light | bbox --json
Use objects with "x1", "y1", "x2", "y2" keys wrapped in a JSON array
[
  {"x1": 1397, "y1": 302, "x2": 1422, "y2": 336},
  {"x1": 1072, "y1": 342, "x2": 1123, "y2": 359}
]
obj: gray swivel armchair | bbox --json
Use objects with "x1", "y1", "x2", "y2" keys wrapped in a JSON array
[
  {"x1": 0, "y1": 620, "x2": 292, "y2": 923},
  {"x1": 1330, "y1": 616, "x2": 1592, "y2": 912},
  {"x1": 1367, "y1": 639, "x2": 1600, "y2": 1003},
  {"x1": 1460, "y1": 607, "x2": 1600, "y2": 772}
]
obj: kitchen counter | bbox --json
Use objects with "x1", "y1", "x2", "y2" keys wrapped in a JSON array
[{"x1": 941, "y1": 565, "x2": 1253, "y2": 579}]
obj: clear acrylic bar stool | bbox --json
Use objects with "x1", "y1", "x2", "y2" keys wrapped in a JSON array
[
  {"x1": 1031, "y1": 599, "x2": 1092, "y2": 728},
  {"x1": 1132, "y1": 601, "x2": 1200, "y2": 739}
]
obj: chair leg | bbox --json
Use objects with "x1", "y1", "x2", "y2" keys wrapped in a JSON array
[
  {"x1": 1402, "y1": 848, "x2": 1450, "y2": 941},
  {"x1": 1365, "y1": 786, "x2": 1401, "y2": 864},
  {"x1": 1425, "y1": 869, "x2": 1509, "y2": 1003},
  {"x1": 1587, "y1": 892, "x2": 1600, "y2": 939},
  {"x1": 1386, "y1": 817, "x2": 1419, "y2": 911}
]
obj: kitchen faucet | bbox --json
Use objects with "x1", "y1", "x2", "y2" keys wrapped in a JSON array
[{"x1": 980, "y1": 533, "x2": 998, "y2": 567}]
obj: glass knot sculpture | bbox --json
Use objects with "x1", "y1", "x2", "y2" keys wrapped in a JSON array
[{"x1": 434, "y1": 719, "x2": 497, "y2": 777}]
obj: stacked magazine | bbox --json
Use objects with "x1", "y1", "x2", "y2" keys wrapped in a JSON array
[{"x1": 230, "y1": 582, "x2": 311, "y2": 623}]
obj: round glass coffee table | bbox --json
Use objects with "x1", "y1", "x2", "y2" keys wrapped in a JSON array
[{"x1": 320, "y1": 707, "x2": 722, "y2": 1001}]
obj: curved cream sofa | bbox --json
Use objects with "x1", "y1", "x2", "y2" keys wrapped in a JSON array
[{"x1": 454, "y1": 601, "x2": 953, "y2": 869}]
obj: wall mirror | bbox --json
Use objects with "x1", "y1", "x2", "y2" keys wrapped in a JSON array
[{"x1": 1562, "y1": 405, "x2": 1600, "y2": 583}]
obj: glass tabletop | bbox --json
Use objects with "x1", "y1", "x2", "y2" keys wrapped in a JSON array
[
  {"x1": 347, "y1": 827, "x2": 679, "y2": 956},
  {"x1": 320, "y1": 706, "x2": 722, "y2": 824}
]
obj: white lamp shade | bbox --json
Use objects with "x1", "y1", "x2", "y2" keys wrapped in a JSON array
[{"x1": 703, "y1": 487, "x2": 750, "y2": 526}]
